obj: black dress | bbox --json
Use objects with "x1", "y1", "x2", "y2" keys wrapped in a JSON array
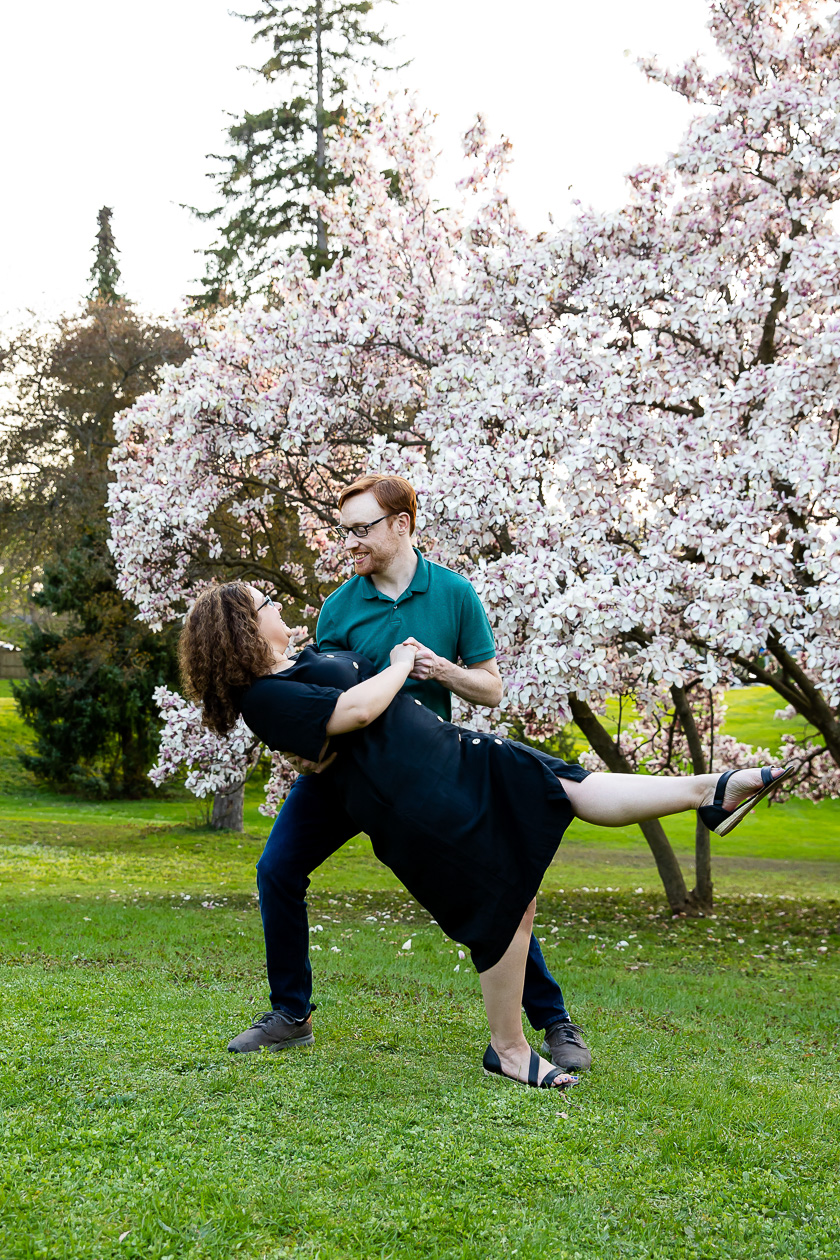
[{"x1": 237, "y1": 647, "x2": 590, "y2": 972}]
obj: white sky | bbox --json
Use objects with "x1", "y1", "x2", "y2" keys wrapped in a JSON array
[{"x1": 0, "y1": 0, "x2": 720, "y2": 320}]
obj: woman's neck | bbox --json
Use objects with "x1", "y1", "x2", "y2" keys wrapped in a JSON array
[{"x1": 269, "y1": 643, "x2": 293, "y2": 673}]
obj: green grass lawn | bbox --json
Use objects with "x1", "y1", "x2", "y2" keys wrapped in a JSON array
[
  {"x1": 1, "y1": 682, "x2": 840, "y2": 1258},
  {"x1": 1, "y1": 828, "x2": 839, "y2": 1260}
]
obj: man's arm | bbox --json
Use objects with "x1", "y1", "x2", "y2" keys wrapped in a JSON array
[
  {"x1": 407, "y1": 578, "x2": 502, "y2": 708},
  {"x1": 315, "y1": 593, "x2": 349, "y2": 652},
  {"x1": 403, "y1": 638, "x2": 503, "y2": 708}
]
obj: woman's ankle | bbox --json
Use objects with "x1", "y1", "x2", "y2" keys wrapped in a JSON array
[
  {"x1": 490, "y1": 1032, "x2": 530, "y2": 1058},
  {"x1": 696, "y1": 772, "x2": 719, "y2": 808}
]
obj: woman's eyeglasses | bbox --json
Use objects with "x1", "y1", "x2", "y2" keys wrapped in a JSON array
[
  {"x1": 256, "y1": 592, "x2": 276, "y2": 613},
  {"x1": 334, "y1": 512, "x2": 396, "y2": 540}
]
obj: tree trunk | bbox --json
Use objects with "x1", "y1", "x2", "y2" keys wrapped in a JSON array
[
  {"x1": 670, "y1": 685, "x2": 713, "y2": 913},
  {"x1": 211, "y1": 781, "x2": 245, "y2": 831},
  {"x1": 569, "y1": 694, "x2": 700, "y2": 915},
  {"x1": 729, "y1": 633, "x2": 840, "y2": 768},
  {"x1": 314, "y1": 0, "x2": 328, "y2": 260},
  {"x1": 119, "y1": 724, "x2": 152, "y2": 799},
  {"x1": 693, "y1": 817, "x2": 713, "y2": 910}
]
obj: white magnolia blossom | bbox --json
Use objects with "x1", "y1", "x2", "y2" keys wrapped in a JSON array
[
  {"x1": 148, "y1": 687, "x2": 259, "y2": 797},
  {"x1": 110, "y1": 0, "x2": 840, "y2": 809}
]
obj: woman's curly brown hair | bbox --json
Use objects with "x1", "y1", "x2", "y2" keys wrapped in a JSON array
[{"x1": 179, "y1": 582, "x2": 275, "y2": 736}]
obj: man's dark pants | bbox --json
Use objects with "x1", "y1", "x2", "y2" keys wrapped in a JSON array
[{"x1": 256, "y1": 774, "x2": 570, "y2": 1031}]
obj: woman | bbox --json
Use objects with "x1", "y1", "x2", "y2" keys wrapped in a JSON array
[{"x1": 180, "y1": 581, "x2": 791, "y2": 1090}]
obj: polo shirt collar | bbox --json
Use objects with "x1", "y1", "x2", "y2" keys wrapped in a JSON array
[{"x1": 360, "y1": 548, "x2": 430, "y2": 601}]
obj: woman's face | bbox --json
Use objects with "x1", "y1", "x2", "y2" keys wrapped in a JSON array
[{"x1": 248, "y1": 586, "x2": 292, "y2": 652}]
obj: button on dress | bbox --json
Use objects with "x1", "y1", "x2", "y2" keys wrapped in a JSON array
[{"x1": 238, "y1": 646, "x2": 590, "y2": 972}]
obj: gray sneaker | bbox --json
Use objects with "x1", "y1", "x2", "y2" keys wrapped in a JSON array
[
  {"x1": 227, "y1": 1010, "x2": 314, "y2": 1054},
  {"x1": 541, "y1": 1020, "x2": 592, "y2": 1072}
]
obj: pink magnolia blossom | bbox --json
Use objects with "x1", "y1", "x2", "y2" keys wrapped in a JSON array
[
  {"x1": 148, "y1": 687, "x2": 259, "y2": 798},
  {"x1": 150, "y1": 686, "x2": 296, "y2": 815},
  {"x1": 110, "y1": 0, "x2": 840, "y2": 811}
]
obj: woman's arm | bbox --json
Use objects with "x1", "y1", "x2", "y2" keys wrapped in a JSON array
[{"x1": 324, "y1": 643, "x2": 416, "y2": 736}]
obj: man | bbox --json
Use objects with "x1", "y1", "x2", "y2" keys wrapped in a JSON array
[{"x1": 228, "y1": 474, "x2": 591, "y2": 1072}]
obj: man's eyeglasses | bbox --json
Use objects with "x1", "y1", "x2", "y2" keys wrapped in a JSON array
[
  {"x1": 256, "y1": 592, "x2": 276, "y2": 613},
  {"x1": 334, "y1": 512, "x2": 396, "y2": 540}
]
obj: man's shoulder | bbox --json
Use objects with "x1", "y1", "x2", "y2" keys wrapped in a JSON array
[{"x1": 425, "y1": 558, "x2": 478, "y2": 598}]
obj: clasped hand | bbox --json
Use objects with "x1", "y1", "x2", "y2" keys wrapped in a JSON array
[
  {"x1": 397, "y1": 636, "x2": 445, "y2": 682},
  {"x1": 390, "y1": 640, "x2": 419, "y2": 669}
]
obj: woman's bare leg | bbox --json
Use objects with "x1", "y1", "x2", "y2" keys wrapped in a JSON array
[
  {"x1": 562, "y1": 766, "x2": 784, "y2": 827},
  {"x1": 479, "y1": 898, "x2": 576, "y2": 1088}
]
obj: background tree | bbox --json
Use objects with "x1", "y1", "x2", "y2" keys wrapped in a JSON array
[
  {"x1": 543, "y1": 0, "x2": 840, "y2": 817},
  {"x1": 111, "y1": 100, "x2": 733, "y2": 902},
  {"x1": 180, "y1": 1, "x2": 395, "y2": 816},
  {"x1": 189, "y1": 0, "x2": 395, "y2": 305},
  {"x1": 112, "y1": 0, "x2": 840, "y2": 897},
  {"x1": 88, "y1": 206, "x2": 123, "y2": 304},
  {"x1": 0, "y1": 209, "x2": 189, "y2": 795},
  {"x1": 14, "y1": 535, "x2": 180, "y2": 796}
]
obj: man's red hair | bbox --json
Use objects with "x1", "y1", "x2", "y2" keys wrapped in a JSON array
[{"x1": 338, "y1": 474, "x2": 417, "y2": 535}]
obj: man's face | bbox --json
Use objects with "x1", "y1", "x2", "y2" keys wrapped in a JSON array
[{"x1": 339, "y1": 490, "x2": 404, "y2": 577}]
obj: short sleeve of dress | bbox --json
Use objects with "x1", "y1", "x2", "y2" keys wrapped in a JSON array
[{"x1": 238, "y1": 676, "x2": 344, "y2": 763}]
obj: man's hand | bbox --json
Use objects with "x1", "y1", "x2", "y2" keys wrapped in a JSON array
[
  {"x1": 404, "y1": 637, "x2": 445, "y2": 682},
  {"x1": 285, "y1": 749, "x2": 338, "y2": 776},
  {"x1": 401, "y1": 637, "x2": 503, "y2": 707}
]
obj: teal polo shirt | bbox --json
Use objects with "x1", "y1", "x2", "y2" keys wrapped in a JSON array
[{"x1": 315, "y1": 549, "x2": 496, "y2": 720}]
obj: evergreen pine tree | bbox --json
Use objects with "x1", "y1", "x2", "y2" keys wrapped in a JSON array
[
  {"x1": 15, "y1": 534, "x2": 180, "y2": 797},
  {"x1": 190, "y1": 0, "x2": 395, "y2": 305},
  {"x1": 88, "y1": 206, "x2": 123, "y2": 304},
  {"x1": 1, "y1": 210, "x2": 188, "y2": 796}
]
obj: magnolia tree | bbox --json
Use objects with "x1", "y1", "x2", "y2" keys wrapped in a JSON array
[
  {"x1": 110, "y1": 0, "x2": 840, "y2": 910},
  {"x1": 147, "y1": 687, "x2": 287, "y2": 829}
]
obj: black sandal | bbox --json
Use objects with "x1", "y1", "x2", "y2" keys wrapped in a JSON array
[
  {"x1": 483, "y1": 1043, "x2": 578, "y2": 1090},
  {"x1": 699, "y1": 765, "x2": 794, "y2": 837}
]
